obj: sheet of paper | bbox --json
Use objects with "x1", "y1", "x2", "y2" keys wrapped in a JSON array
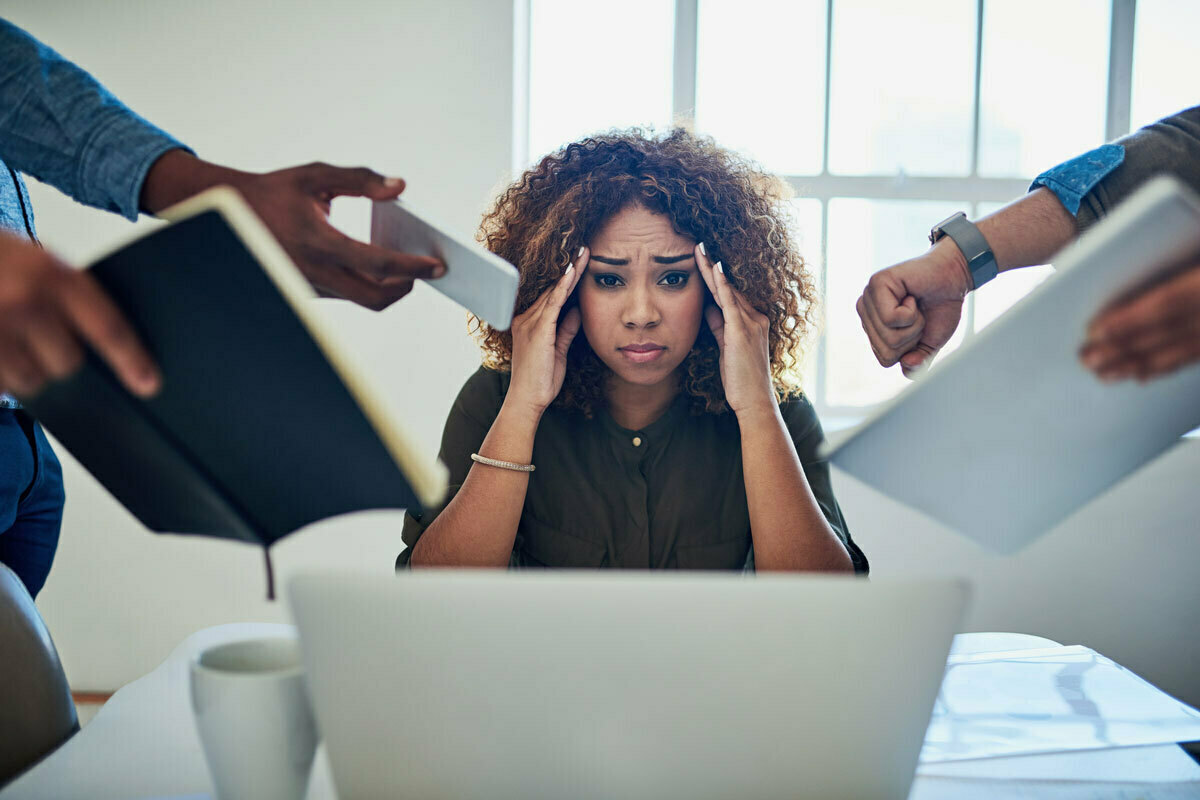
[
  {"x1": 921, "y1": 646, "x2": 1200, "y2": 763},
  {"x1": 919, "y1": 743, "x2": 1200, "y2": 781},
  {"x1": 827, "y1": 176, "x2": 1200, "y2": 553},
  {"x1": 910, "y1": 778, "x2": 1200, "y2": 800}
]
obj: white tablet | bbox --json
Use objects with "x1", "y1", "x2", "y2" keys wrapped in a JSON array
[
  {"x1": 370, "y1": 199, "x2": 520, "y2": 329},
  {"x1": 826, "y1": 175, "x2": 1200, "y2": 553}
]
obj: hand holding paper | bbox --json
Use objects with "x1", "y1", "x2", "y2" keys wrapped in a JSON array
[
  {"x1": 142, "y1": 151, "x2": 446, "y2": 311},
  {"x1": 1080, "y1": 259, "x2": 1200, "y2": 382}
]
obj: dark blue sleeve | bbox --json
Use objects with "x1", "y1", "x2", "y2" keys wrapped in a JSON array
[{"x1": 0, "y1": 19, "x2": 192, "y2": 220}]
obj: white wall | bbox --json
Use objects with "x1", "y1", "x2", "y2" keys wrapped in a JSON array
[{"x1": 6, "y1": 2, "x2": 1199, "y2": 710}]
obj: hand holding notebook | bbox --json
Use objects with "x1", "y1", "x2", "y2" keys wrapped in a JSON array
[{"x1": 24, "y1": 187, "x2": 451, "y2": 597}]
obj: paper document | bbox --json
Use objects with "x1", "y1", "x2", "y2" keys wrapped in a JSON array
[
  {"x1": 921, "y1": 645, "x2": 1200, "y2": 763},
  {"x1": 370, "y1": 199, "x2": 520, "y2": 329},
  {"x1": 911, "y1": 779, "x2": 1200, "y2": 800},
  {"x1": 827, "y1": 176, "x2": 1200, "y2": 552}
]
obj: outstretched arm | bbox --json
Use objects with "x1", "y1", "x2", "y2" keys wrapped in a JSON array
[
  {"x1": 0, "y1": 20, "x2": 447, "y2": 399},
  {"x1": 140, "y1": 152, "x2": 444, "y2": 309},
  {"x1": 857, "y1": 187, "x2": 1075, "y2": 375},
  {"x1": 857, "y1": 107, "x2": 1200, "y2": 376}
]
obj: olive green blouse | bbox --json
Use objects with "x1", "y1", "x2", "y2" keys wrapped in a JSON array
[{"x1": 398, "y1": 367, "x2": 867, "y2": 573}]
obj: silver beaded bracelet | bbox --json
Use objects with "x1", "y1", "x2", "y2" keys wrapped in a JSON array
[{"x1": 470, "y1": 452, "x2": 536, "y2": 472}]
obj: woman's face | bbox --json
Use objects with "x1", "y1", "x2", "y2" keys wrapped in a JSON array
[{"x1": 578, "y1": 205, "x2": 706, "y2": 389}]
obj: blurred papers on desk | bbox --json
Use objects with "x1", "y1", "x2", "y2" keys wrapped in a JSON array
[{"x1": 921, "y1": 645, "x2": 1200, "y2": 763}]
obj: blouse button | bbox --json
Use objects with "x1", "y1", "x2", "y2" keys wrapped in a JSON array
[{"x1": 632, "y1": 436, "x2": 643, "y2": 447}]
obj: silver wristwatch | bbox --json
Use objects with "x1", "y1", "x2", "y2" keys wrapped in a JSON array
[{"x1": 929, "y1": 212, "x2": 998, "y2": 290}]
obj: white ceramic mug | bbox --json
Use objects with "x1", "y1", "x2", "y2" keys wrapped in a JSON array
[{"x1": 190, "y1": 637, "x2": 318, "y2": 800}]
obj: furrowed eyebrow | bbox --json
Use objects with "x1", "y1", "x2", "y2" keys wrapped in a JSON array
[
  {"x1": 589, "y1": 253, "x2": 695, "y2": 266},
  {"x1": 653, "y1": 253, "x2": 695, "y2": 264}
]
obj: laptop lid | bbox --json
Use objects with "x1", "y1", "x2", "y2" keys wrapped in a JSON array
[{"x1": 290, "y1": 571, "x2": 967, "y2": 800}]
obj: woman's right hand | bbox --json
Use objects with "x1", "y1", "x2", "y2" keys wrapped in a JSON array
[{"x1": 505, "y1": 247, "x2": 589, "y2": 420}]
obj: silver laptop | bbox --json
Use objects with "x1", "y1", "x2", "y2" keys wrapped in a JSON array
[
  {"x1": 827, "y1": 175, "x2": 1200, "y2": 553},
  {"x1": 289, "y1": 571, "x2": 967, "y2": 800}
]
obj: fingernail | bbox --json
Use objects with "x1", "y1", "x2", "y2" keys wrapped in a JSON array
[
  {"x1": 565, "y1": 262, "x2": 574, "y2": 275},
  {"x1": 698, "y1": 241, "x2": 707, "y2": 256},
  {"x1": 384, "y1": 177, "x2": 405, "y2": 189},
  {"x1": 716, "y1": 261, "x2": 724, "y2": 274},
  {"x1": 578, "y1": 246, "x2": 585, "y2": 258},
  {"x1": 138, "y1": 369, "x2": 162, "y2": 396},
  {"x1": 1082, "y1": 351, "x2": 1102, "y2": 369},
  {"x1": 431, "y1": 264, "x2": 446, "y2": 278}
]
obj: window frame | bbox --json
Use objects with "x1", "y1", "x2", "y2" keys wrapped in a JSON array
[{"x1": 518, "y1": 0, "x2": 1139, "y2": 420}]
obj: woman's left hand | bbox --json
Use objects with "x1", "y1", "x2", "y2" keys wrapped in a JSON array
[{"x1": 695, "y1": 242, "x2": 776, "y2": 417}]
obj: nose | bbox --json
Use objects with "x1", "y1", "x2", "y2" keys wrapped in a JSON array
[{"x1": 621, "y1": 283, "x2": 661, "y2": 329}]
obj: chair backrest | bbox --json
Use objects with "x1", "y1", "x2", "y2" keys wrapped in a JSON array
[{"x1": 0, "y1": 563, "x2": 78, "y2": 786}]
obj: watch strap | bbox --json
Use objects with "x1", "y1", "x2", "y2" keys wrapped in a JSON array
[{"x1": 931, "y1": 212, "x2": 998, "y2": 290}]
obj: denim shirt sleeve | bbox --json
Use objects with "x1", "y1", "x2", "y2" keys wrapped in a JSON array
[
  {"x1": 1029, "y1": 106, "x2": 1200, "y2": 232},
  {"x1": 1029, "y1": 144, "x2": 1125, "y2": 216},
  {"x1": 0, "y1": 19, "x2": 192, "y2": 221}
]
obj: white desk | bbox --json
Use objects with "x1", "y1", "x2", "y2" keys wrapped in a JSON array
[{"x1": 3, "y1": 626, "x2": 1198, "y2": 800}]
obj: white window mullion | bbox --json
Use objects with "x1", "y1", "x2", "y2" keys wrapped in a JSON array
[
  {"x1": 512, "y1": 0, "x2": 532, "y2": 170},
  {"x1": 1106, "y1": 0, "x2": 1137, "y2": 141},
  {"x1": 672, "y1": 0, "x2": 699, "y2": 122},
  {"x1": 970, "y1": 0, "x2": 985, "y2": 177},
  {"x1": 820, "y1": 0, "x2": 835, "y2": 177},
  {"x1": 815, "y1": 0, "x2": 835, "y2": 406},
  {"x1": 785, "y1": 175, "x2": 1029, "y2": 204},
  {"x1": 965, "y1": 0, "x2": 985, "y2": 341}
]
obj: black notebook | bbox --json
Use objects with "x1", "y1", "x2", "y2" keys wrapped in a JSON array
[{"x1": 26, "y1": 187, "x2": 448, "y2": 565}]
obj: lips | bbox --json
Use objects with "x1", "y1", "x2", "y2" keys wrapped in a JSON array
[{"x1": 618, "y1": 343, "x2": 666, "y2": 364}]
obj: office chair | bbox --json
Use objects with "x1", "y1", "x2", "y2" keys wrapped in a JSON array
[{"x1": 0, "y1": 562, "x2": 78, "y2": 786}]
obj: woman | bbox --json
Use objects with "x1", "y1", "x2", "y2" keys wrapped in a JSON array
[{"x1": 400, "y1": 129, "x2": 867, "y2": 573}]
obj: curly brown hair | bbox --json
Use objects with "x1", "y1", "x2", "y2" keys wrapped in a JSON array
[{"x1": 473, "y1": 127, "x2": 818, "y2": 417}]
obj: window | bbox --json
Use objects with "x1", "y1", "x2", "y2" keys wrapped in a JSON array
[
  {"x1": 526, "y1": 0, "x2": 674, "y2": 163},
  {"x1": 1130, "y1": 0, "x2": 1200, "y2": 131},
  {"x1": 522, "y1": 0, "x2": 1170, "y2": 419}
]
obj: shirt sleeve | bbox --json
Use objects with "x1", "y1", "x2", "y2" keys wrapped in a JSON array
[
  {"x1": 1031, "y1": 106, "x2": 1200, "y2": 233},
  {"x1": 0, "y1": 19, "x2": 191, "y2": 221},
  {"x1": 396, "y1": 367, "x2": 507, "y2": 568},
  {"x1": 774, "y1": 395, "x2": 869, "y2": 575},
  {"x1": 1029, "y1": 144, "x2": 1124, "y2": 216}
]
